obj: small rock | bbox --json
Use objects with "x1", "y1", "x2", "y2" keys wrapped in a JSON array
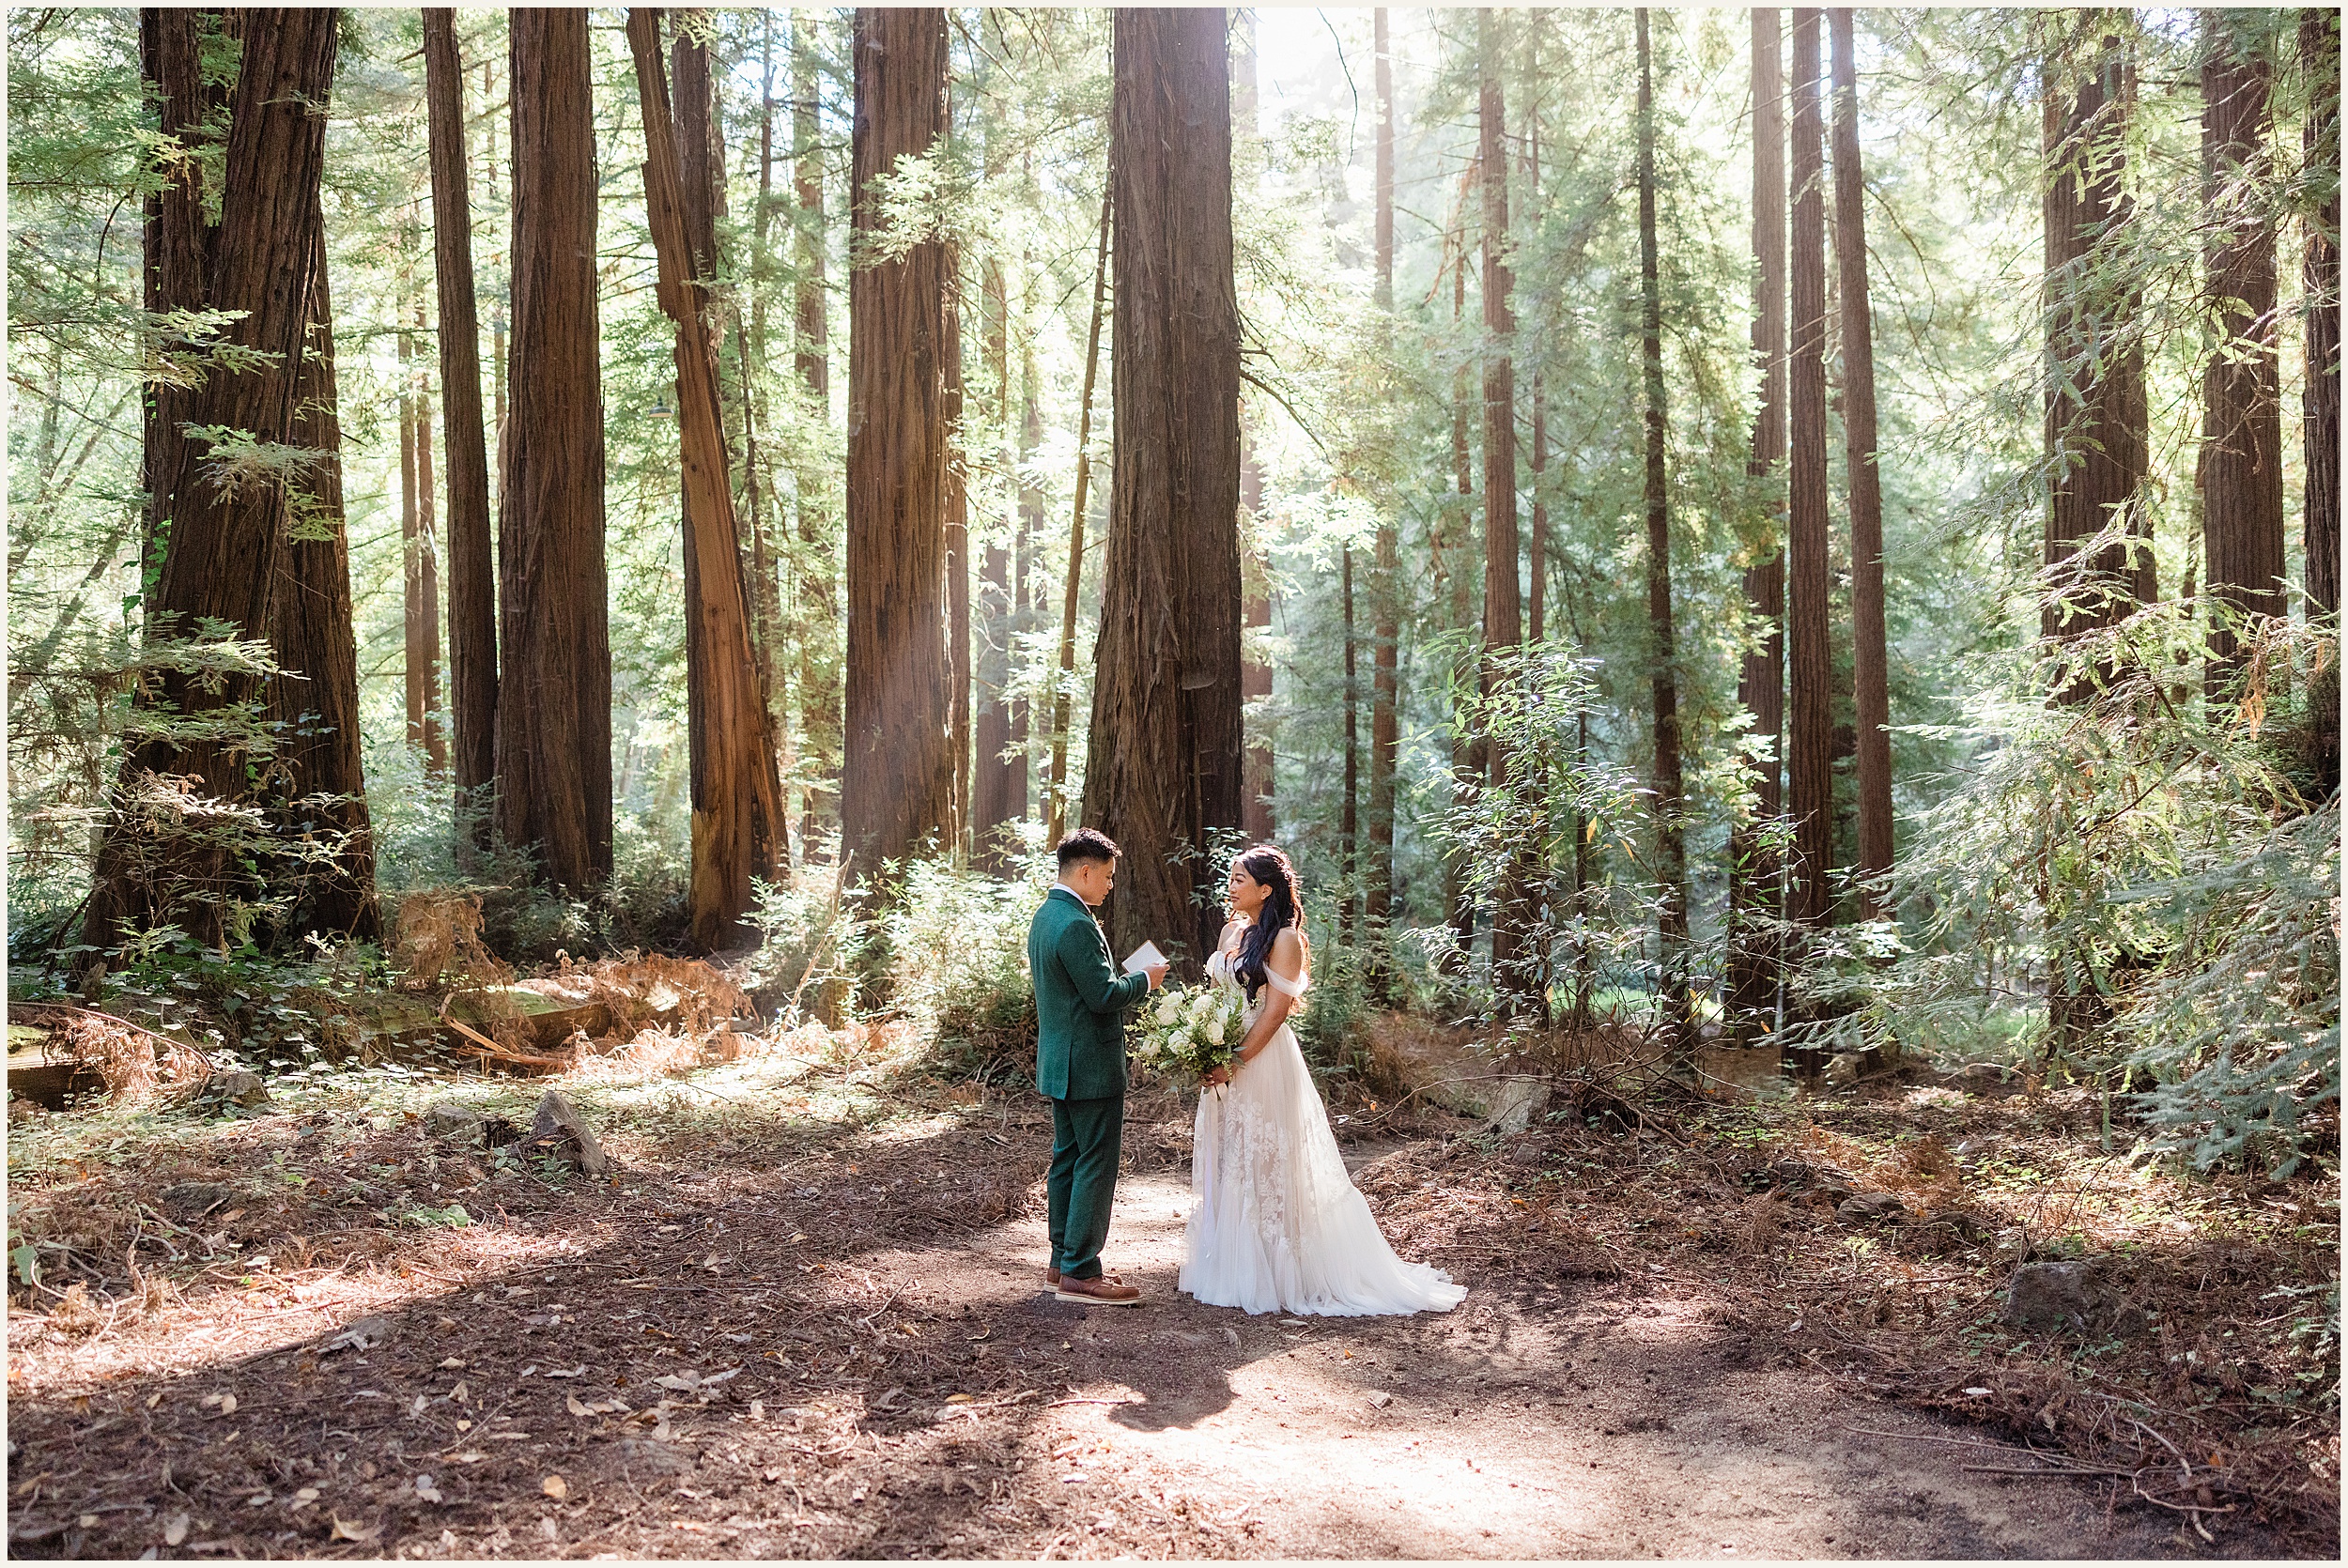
[
  {"x1": 319, "y1": 1314, "x2": 394, "y2": 1355},
  {"x1": 2004, "y1": 1261, "x2": 2112, "y2": 1331},
  {"x1": 424, "y1": 1102, "x2": 485, "y2": 1141},
  {"x1": 1510, "y1": 1144, "x2": 1546, "y2": 1167},
  {"x1": 1836, "y1": 1193, "x2": 1905, "y2": 1223},
  {"x1": 8, "y1": 1097, "x2": 40, "y2": 1125},
  {"x1": 529, "y1": 1090, "x2": 610, "y2": 1176},
  {"x1": 213, "y1": 1071, "x2": 271, "y2": 1107},
  {"x1": 1367, "y1": 1391, "x2": 1393, "y2": 1408},
  {"x1": 1934, "y1": 1209, "x2": 1994, "y2": 1243},
  {"x1": 1823, "y1": 1052, "x2": 1870, "y2": 1088}
]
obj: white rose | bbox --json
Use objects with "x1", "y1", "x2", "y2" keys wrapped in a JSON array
[
  {"x1": 1203, "y1": 1017, "x2": 1225, "y2": 1045},
  {"x1": 1190, "y1": 992, "x2": 1214, "y2": 1020},
  {"x1": 1155, "y1": 993, "x2": 1182, "y2": 1024},
  {"x1": 1168, "y1": 1027, "x2": 1191, "y2": 1053}
]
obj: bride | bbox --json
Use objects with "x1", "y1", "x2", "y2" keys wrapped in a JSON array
[{"x1": 1179, "y1": 844, "x2": 1466, "y2": 1317}]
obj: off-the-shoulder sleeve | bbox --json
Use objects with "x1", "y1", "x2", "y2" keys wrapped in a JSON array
[{"x1": 1263, "y1": 965, "x2": 1309, "y2": 1000}]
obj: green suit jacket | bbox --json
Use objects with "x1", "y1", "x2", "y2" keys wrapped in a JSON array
[{"x1": 1029, "y1": 886, "x2": 1150, "y2": 1100}]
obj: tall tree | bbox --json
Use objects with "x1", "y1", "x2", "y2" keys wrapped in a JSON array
[
  {"x1": 2306, "y1": 8, "x2": 2341, "y2": 797},
  {"x1": 496, "y1": 8, "x2": 611, "y2": 894},
  {"x1": 1831, "y1": 8, "x2": 1892, "y2": 921},
  {"x1": 1085, "y1": 6, "x2": 1242, "y2": 970},
  {"x1": 1046, "y1": 190, "x2": 1110, "y2": 846},
  {"x1": 1365, "y1": 6, "x2": 1400, "y2": 954},
  {"x1": 135, "y1": 8, "x2": 224, "y2": 627},
  {"x1": 2201, "y1": 9, "x2": 2284, "y2": 696},
  {"x1": 1785, "y1": 8, "x2": 1834, "y2": 930},
  {"x1": 424, "y1": 8, "x2": 497, "y2": 838},
  {"x1": 1236, "y1": 17, "x2": 1275, "y2": 846},
  {"x1": 629, "y1": 8, "x2": 789, "y2": 946},
  {"x1": 944, "y1": 249, "x2": 972, "y2": 858},
  {"x1": 794, "y1": 16, "x2": 840, "y2": 849},
  {"x1": 1479, "y1": 8, "x2": 1526, "y2": 1007},
  {"x1": 1443, "y1": 223, "x2": 1478, "y2": 973},
  {"x1": 843, "y1": 6, "x2": 954, "y2": 887},
  {"x1": 1729, "y1": 7, "x2": 1788, "y2": 1030},
  {"x1": 265, "y1": 186, "x2": 378, "y2": 943},
  {"x1": 397, "y1": 238, "x2": 443, "y2": 772},
  {"x1": 85, "y1": 8, "x2": 340, "y2": 957},
  {"x1": 1635, "y1": 9, "x2": 1690, "y2": 1034},
  {"x1": 1340, "y1": 542, "x2": 1359, "y2": 939},
  {"x1": 972, "y1": 96, "x2": 1023, "y2": 873},
  {"x1": 2042, "y1": 21, "x2": 2152, "y2": 664}
]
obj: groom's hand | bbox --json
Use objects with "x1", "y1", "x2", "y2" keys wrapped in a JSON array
[{"x1": 1143, "y1": 961, "x2": 1169, "y2": 991}]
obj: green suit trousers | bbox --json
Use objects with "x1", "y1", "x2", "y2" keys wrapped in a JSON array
[{"x1": 1046, "y1": 1094, "x2": 1122, "y2": 1281}]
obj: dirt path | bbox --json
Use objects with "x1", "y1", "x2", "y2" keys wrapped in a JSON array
[
  {"x1": 875, "y1": 1164, "x2": 2273, "y2": 1560},
  {"x1": 5, "y1": 1080, "x2": 2306, "y2": 1560}
]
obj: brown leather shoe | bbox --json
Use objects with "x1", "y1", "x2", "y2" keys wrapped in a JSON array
[
  {"x1": 1054, "y1": 1273, "x2": 1141, "y2": 1306},
  {"x1": 1044, "y1": 1265, "x2": 1061, "y2": 1286}
]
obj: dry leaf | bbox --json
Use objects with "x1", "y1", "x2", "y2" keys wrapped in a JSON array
[
  {"x1": 439, "y1": 1357, "x2": 466, "y2": 1370},
  {"x1": 544, "y1": 1364, "x2": 588, "y2": 1379},
  {"x1": 146, "y1": 1393, "x2": 162, "y2": 1410},
  {"x1": 542, "y1": 1475, "x2": 568, "y2": 1501},
  {"x1": 330, "y1": 1515, "x2": 381, "y2": 1544},
  {"x1": 565, "y1": 1394, "x2": 592, "y2": 1419},
  {"x1": 749, "y1": 1399, "x2": 765, "y2": 1422},
  {"x1": 450, "y1": 1380, "x2": 470, "y2": 1405},
  {"x1": 163, "y1": 1514, "x2": 190, "y2": 1546},
  {"x1": 219, "y1": 1393, "x2": 238, "y2": 1416},
  {"x1": 414, "y1": 1476, "x2": 443, "y2": 1504}
]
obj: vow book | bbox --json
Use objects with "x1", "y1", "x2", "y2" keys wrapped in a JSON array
[{"x1": 1120, "y1": 940, "x2": 1166, "y2": 976}]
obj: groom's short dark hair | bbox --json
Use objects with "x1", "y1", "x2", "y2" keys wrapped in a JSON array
[{"x1": 1056, "y1": 828, "x2": 1120, "y2": 868}]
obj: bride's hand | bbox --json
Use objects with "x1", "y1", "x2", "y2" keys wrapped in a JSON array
[{"x1": 1201, "y1": 1062, "x2": 1232, "y2": 1087}]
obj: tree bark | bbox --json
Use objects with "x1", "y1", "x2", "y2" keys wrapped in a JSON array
[
  {"x1": 2305, "y1": 8, "x2": 2340, "y2": 798},
  {"x1": 945, "y1": 248, "x2": 972, "y2": 860},
  {"x1": 1636, "y1": 10, "x2": 1690, "y2": 1043},
  {"x1": 629, "y1": 8, "x2": 788, "y2": 946},
  {"x1": 137, "y1": 8, "x2": 224, "y2": 628},
  {"x1": 266, "y1": 185, "x2": 378, "y2": 945},
  {"x1": 972, "y1": 199, "x2": 1023, "y2": 872},
  {"x1": 1085, "y1": 6, "x2": 1242, "y2": 973},
  {"x1": 1480, "y1": 9, "x2": 1527, "y2": 1010},
  {"x1": 397, "y1": 253, "x2": 441, "y2": 768},
  {"x1": 1444, "y1": 229, "x2": 1478, "y2": 975},
  {"x1": 1831, "y1": 8, "x2": 1892, "y2": 921},
  {"x1": 1366, "y1": 7, "x2": 1399, "y2": 948},
  {"x1": 844, "y1": 6, "x2": 954, "y2": 889},
  {"x1": 497, "y1": 8, "x2": 611, "y2": 894},
  {"x1": 1786, "y1": 8, "x2": 1834, "y2": 931},
  {"x1": 2201, "y1": 10, "x2": 2285, "y2": 697},
  {"x1": 86, "y1": 8, "x2": 339, "y2": 958},
  {"x1": 425, "y1": 8, "x2": 497, "y2": 839},
  {"x1": 2043, "y1": 22, "x2": 2152, "y2": 664},
  {"x1": 794, "y1": 16, "x2": 839, "y2": 849},
  {"x1": 1730, "y1": 7, "x2": 1788, "y2": 1032}
]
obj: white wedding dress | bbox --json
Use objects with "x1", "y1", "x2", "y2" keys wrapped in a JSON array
[{"x1": 1179, "y1": 946, "x2": 1467, "y2": 1317}]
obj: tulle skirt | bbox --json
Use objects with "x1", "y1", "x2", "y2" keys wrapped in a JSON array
[{"x1": 1179, "y1": 1022, "x2": 1466, "y2": 1317}]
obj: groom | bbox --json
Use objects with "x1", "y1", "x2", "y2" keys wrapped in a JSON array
[{"x1": 1030, "y1": 828, "x2": 1168, "y2": 1305}]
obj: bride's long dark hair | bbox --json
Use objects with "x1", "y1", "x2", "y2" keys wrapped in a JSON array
[{"x1": 1232, "y1": 844, "x2": 1308, "y2": 1001}]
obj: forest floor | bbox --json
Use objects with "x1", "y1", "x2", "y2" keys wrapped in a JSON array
[{"x1": 5, "y1": 1012, "x2": 2338, "y2": 1560}]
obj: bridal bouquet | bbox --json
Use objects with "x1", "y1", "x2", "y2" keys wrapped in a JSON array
[{"x1": 1132, "y1": 982, "x2": 1244, "y2": 1084}]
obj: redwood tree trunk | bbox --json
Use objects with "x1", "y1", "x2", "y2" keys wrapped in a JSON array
[
  {"x1": 1341, "y1": 543, "x2": 1359, "y2": 941},
  {"x1": 2202, "y1": 11, "x2": 2284, "y2": 696},
  {"x1": 496, "y1": 8, "x2": 612, "y2": 894},
  {"x1": 425, "y1": 8, "x2": 497, "y2": 837},
  {"x1": 1729, "y1": 6, "x2": 1788, "y2": 1033},
  {"x1": 1785, "y1": 8, "x2": 1834, "y2": 931},
  {"x1": 1480, "y1": 9, "x2": 1526, "y2": 1009},
  {"x1": 137, "y1": 8, "x2": 223, "y2": 624},
  {"x1": 1366, "y1": 7, "x2": 1399, "y2": 951},
  {"x1": 972, "y1": 232, "x2": 1021, "y2": 872},
  {"x1": 85, "y1": 9, "x2": 339, "y2": 957},
  {"x1": 945, "y1": 250, "x2": 972, "y2": 859},
  {"x1": 266, "y1": 186, "x2": 378, "y2": 945},
  {"x1": 1831, "y1": 8, "x2": 1893, "y2": 921},
  {"x1": 629, "y1": 8, "x2": 788, "y2": 946},
  {"x1": 1085, "y1": 7, "x2": 1242, "y2": 972},
  {"x1": 1636, "y1": 9, "x2": 1690, "y2": 1040},
  {"x1": 844, "y1": 6, "x2": 954, "y2": 888},
  {"x1": 2043, "y1": 23, "x2": 2152, "y2": 663},
  {"x1": 794, "y1": 18, "x2": 839, "y2": 849},
  {"x1": 1241, "y1": 443, "x2": 1274, "y2": 843},
  {"x1": 2306, "y1": 8, "x2": 2340, "y2": 797}
]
